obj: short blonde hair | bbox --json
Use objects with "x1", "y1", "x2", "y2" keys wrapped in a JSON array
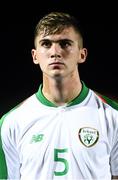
[{"x1": 34, "y1": 12, "x2": 83, "y2": 48}]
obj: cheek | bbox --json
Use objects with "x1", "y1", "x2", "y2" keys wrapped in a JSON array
[
  {"x1": 68, "y1": 50, "x2": 79, "y2": 62},
  {"x1": 38, "y1": 61, "x2": 46, "y2": 73},
  {"x1": 68, "y1": 47, "x2": 79, "y2": 56},
  {"x1": 39, "y1": 48, "x2": 47, "y2": 53},
  {"x1": 36, "y1": 48, "x2": 48, "y2": 57},
  {"x1": 36, "y1": 50, "x2": 47, "y2": 63}
]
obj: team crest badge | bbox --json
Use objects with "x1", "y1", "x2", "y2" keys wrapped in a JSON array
[{"x1": 78, "y1": 127, "x2": 99, "y2": 147}]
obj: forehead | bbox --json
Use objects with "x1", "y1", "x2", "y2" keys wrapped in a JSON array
[{"x1": 36, "y1": 27, "x2": 80, "y2": 42}]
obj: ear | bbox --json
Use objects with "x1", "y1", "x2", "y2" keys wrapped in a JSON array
[
  {"x1": 78, "y1": 48, "x2": 88, "y2": 63},
  {"x1": 31, "y1": 49, "x2": 39, "y2": 64}
]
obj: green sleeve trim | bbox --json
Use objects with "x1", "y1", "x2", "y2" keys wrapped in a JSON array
[{"x1": 0, "y1": 115, "x2": 8, "y2": 179}]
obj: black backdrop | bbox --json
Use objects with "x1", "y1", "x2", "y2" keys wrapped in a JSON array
[{"x1": 0, "y1": 0, "x2": 118, "y2": 117}]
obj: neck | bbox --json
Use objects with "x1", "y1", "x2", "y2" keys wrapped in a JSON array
[{"x1": 42, "y1": 72, "x2": 82, "y2": 106}]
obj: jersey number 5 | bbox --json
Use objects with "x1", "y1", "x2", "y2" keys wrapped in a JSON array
[{"x1": 54, "y1": 148, "x2": 69, "y2": 176}]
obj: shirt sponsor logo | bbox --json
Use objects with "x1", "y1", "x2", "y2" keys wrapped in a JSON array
[{"x1": 78, "y1": 127, "x2": 99, "y2": 147}]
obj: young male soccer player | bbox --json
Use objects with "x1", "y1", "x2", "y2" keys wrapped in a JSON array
[{"x1": 0, "y1": 12, "x2": 118, "y2": 179}]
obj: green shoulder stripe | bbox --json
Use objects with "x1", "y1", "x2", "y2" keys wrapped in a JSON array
[
  {"x1": 0, "y1": 102, "x2": 22, "y2": 179},
  {"x1": 0, "y1": 115, "x2": 8, "y2": 179},
  {"x1": 96, "y1": 92, "x2": 118, "y2": 110}
]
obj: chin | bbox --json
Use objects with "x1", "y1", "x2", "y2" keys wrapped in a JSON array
[
  {"x1": 53, "y1": 73, "x2": 61, "y2": 78},
  {"x1": 49, "y1": 69, "x2": 66, "y2": 79},
  {"x1": 51, "y1": 70, "x2": 63, "y2": 76}
]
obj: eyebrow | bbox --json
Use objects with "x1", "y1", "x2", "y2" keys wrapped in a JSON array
[{"x1": 39, "y1": 38, "x2": 74, "y2": 44}]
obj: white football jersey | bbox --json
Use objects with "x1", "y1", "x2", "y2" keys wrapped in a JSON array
[{"x1": 0, "y1": 82, "x2": 118, "y2": 180}]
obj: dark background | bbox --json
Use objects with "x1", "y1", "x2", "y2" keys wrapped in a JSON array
[{"x1": 0, "y1": 0, "x2": 118, "y2": 117}]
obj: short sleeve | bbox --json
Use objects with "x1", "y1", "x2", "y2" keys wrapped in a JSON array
[{"x1": 0, "y1": 114, "x2": 21, "y2": 179}]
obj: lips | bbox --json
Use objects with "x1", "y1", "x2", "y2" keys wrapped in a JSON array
[
  {"x1": 49, "y1": 62, "x2": 64, "y2": 65},
  {"x1": 49, "y1": 62, "x2": 65, "y2": 69}
]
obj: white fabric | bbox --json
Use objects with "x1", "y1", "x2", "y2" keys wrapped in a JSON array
[{"x1": 1, "y1": 89, "x2": 118, "y2": 180}]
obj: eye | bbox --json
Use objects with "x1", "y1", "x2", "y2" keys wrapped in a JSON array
[
  {"x1": 59, "y1": 40, "x2": 71, "y2": 49},
  {"x1": 41, "y1": 40, "x2": 52, "y2": 48}
]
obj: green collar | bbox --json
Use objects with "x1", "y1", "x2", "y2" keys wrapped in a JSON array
[{"x1": 36, "y1": 81, "x2": 89, "y2": 107}]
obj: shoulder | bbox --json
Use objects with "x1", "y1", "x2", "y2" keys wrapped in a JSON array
[
  {"x1": 91, "y1": 91, "x2": 118, "y2": 133},
  {"x1": 94, "y1": 91, "x2": 118, "y2": 111},
  {"x1": 0, "y1": 94, "x2": 37, "y2": 128}
]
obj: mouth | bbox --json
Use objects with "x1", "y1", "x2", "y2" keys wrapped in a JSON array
[
  {"x1": 49, "y1": 62, "x2": 65, "y2": 69},
  {"x1": 49, "y1": 62, "x2": 65, "y2": 66}
]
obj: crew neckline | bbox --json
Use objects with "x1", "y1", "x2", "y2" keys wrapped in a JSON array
[{"x1": 36, "y1": 81, "x2": 89, "y2": 107}]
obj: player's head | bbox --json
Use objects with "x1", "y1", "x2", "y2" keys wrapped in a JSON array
[{"x1": 34, "y1": 11, "x2": 83, "y2": 49}]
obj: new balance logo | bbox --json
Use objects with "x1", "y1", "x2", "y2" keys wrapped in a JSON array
[{"x1": 30, "y1": 134, "x2": 44, "y2": 143}]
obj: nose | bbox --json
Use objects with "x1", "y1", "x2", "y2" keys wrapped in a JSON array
[{"x1": 50, "y1": 43, "x2": 62, "y2": 58}]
